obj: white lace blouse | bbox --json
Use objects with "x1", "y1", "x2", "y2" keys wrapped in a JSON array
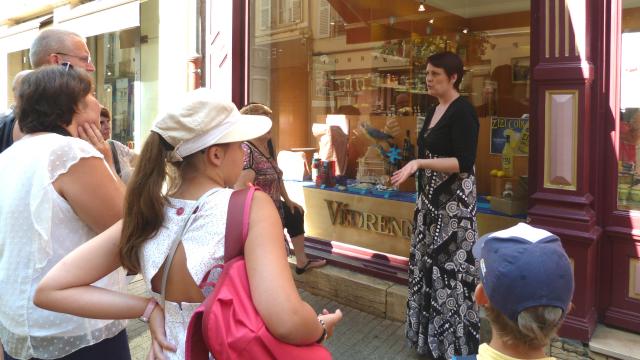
[
  {"x1": 140, "y1": 188, "x2": 231, "y2": 360},
  {"x1": 0, "y1": 133, "x2": 127, "y2": 359}
]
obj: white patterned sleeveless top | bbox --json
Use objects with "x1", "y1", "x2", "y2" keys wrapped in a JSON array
[{"x1": 140, "y1": 188, "x2": 232, "y2": 360}]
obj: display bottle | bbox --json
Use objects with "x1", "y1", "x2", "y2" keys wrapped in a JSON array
[
  {"x1": 311, "y1": 153, "x2": 320, "y2": 185},
  {"x1": 502, "y1": 135, "x2": 514, "y2": 177},
  {"x1": 402, "y1": 129, "x2": 415, "y2": 163}
]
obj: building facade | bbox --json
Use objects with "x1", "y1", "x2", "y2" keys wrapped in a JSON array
[
  {"x1": 0, "y1": 0, "x2": 202, "y2": 149},
  {"x1": 215, "y1": 0, "x2": 640, "y2": 342}
]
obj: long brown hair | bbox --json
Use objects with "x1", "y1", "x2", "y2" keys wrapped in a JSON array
[{"x1": 119, "y1": 132, "x2": 182, "y2": 273}]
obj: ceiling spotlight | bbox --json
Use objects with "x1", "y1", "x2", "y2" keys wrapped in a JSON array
[
  {"x1": 418, "y1": 1, "x2": 426, "y2": 12},
  {"x1": 461, "y1": 27, "x2": 469, "y2": 34},
  {"x1": 429, "y1": 18, "x2": 434, "y2": 24}
]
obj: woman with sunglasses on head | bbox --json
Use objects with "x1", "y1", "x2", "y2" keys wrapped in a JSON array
[
  {"x1": 34, "y1": 88, "x2": 343, "y2": 359},
  {"x1": 0, "y1": 65, "x2": 130, "y2": 359}
]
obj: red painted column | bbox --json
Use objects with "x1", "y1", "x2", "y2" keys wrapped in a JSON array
[{"x1": 528, "y1": 0, "x2": 607, "y2": 342}]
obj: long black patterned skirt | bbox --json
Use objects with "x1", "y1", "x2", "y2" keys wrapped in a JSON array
[{"x1": 405, "y1": 152, "x2": 480, "y2": 359}]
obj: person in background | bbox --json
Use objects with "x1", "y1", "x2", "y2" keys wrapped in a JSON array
[
  {"x1": 392, "y1": 51, "x2": 480, "y2": 359},
  {"x1": 34, "y1": 89, "x2": 342, "y2": 360},
  {"x1": 235, "y1": 103, "x2": 327, "y2": 275},
  {"x1": 456, "y1": 223, "x2": 574, "y2": 360},
  {"x1": 0, "y1": 66, "x2": 130, "y2": 359},
  {"x1": 99, "y1": 106, "x2": 137, "y2": 183},
  {"x1": 0, "y1": 28, "x2": 96, "y2": 154},
  {"x1": 0, "y1": 70, "x2": 32, "y2": 153}
]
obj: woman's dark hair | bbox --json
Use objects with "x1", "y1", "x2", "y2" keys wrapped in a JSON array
[
  {"x1": 427, "y1": 51, "x2": 465, "y2": 91},
  {"x1": 16, "y1": 65, "x2": 93, "y2": 135},
  {"x1": 100, "y1": 106, "x2": 111, "y2": 120}
]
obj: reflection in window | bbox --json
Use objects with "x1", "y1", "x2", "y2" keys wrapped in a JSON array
[
  {"x1": 89, "y1": 28, "x2": 140, "y2": 147},
  {"x1": 248, "y1": 0, "x2": 530, "y2": 209},
  {"x1": 618, "y1": 2, "x2": 640, "y2": 210}
]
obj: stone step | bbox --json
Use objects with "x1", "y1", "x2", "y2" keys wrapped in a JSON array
[{"x1": 589, "y1": 325, "x2": 640, "y2": 360}]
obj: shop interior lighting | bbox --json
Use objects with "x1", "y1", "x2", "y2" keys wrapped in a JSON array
[
  {"x1": 418, "y1": 1, "x2": 426, "y2": 12},
  {"x1": 429, "y1": 18, "x2": 434, "y2": 24}
]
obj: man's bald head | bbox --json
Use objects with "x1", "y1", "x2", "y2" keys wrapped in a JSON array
[
  {"x1": 29, "y1": 28, "x2": 94, "y2": 72},
  {"x1": 12, "y1": 70, "x2": 33, "y2": 96}
]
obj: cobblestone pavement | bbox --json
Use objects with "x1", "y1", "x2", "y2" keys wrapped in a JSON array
[{"x1": 126, "y1": 276, "x2": 426, "y2": 360}]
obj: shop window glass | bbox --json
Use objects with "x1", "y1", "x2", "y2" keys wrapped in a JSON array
[
  {"x1": 247, "y1": 0, "x2": 530, "y2": 217},
  {"x1": 618, "y1": 1, "x2": 640, "y2": 210},
  {"x1": 88, "y1": 28, "x2": 140, "y2": 147},
  {"x1": 5, "y1": 49, "x2": 32, "y2": 109}
]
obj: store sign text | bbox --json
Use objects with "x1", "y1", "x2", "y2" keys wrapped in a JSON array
[{"x1": 325, "y1": 200, "x2": 413, "y2": 239}]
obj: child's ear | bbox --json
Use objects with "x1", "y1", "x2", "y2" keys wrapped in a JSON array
[
  {"x1": 206, "y1": 145, "x2": 224, "y2": 165},
  {"x1": 475, "y1": 283, "x2": 490, "y2": 306}
]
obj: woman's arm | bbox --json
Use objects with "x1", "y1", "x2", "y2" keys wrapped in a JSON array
[
  {"x1": 53, "y1": 154, "x2": 124, "y2": 233},
  {"x1": 234, "y1": 169, "x2": 256, "y2": 189},
  {"x1": 391, "y1": 157, "x2": 460, "y2": 186},
  {"x1": 244, "y1": 192, "x2": 341, "y2": 344},
  {"x1": 34, "y1": 221, "x2": 176, "y2": 357}
]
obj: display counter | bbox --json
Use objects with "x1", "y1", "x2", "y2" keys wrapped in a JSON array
[{"x1": 303, "y1": 184, "x2": 525, "y2": 258}]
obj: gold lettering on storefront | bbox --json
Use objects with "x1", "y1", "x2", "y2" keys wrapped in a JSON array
[{"x1": 324, "y1": 200, "x2": 413, "y2": 239}]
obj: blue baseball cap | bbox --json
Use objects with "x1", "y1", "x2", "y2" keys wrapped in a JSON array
[{"x1": 472, "y1": 223, "x2": 574, "y2": 323}]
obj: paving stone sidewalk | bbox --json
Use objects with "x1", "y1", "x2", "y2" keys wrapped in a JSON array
[{"x1": 126, "y1": 276, "x2": 426, "y2": 360}]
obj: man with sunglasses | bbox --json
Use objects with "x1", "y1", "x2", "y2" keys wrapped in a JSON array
[{"x1": 0, "y1": 28, "x2": 95, "y2": 153}]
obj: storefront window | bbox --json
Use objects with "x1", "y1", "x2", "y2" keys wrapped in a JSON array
[
  {"x1": 248, "y1": 0, "x2": 530, "y2": 218},
  {"x1": 5, "y1": 49, "x2": 32, "y2": 108},
  {"x1": 618, "y1": 1, "x2": 640, "y2": 211},
  {"x1": 89, "y1": 28, "x2": 140, "y2": 147}
]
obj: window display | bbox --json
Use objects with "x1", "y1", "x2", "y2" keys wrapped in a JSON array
[{"x1": 248, "y1": 0, "x2": 531, "y2": 223}]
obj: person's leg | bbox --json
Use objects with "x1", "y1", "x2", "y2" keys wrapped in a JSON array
[{"x1": 282, "y1": 203, "x2": 326, "y2": 272}]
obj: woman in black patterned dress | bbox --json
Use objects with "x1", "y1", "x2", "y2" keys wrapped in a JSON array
[{"x1": 391, "y1": 51, "x2": 480, "y2": 359}]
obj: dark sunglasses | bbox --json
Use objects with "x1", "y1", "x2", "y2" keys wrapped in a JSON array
[{"x1": 60, "y1": 62, "x2": 74, "y2": 71}]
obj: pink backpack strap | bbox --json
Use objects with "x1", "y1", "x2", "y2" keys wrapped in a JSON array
[
  {"x1": 186, "y1": 186, "x2": 256, "y2": 360},
  {"x1": 224, "y1": 186, "x2": 256, "y2": 262}
]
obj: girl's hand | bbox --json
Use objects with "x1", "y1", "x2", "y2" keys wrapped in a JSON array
[
  {"x1": 147, "y1": 305, "x2": 176, "y2": 359},
  {"x1": 318, "y1": 308, "x2": 343, "y2": 339},
  {"x1": 391, "y1": 160, "x2": 418, "y2": 186}
]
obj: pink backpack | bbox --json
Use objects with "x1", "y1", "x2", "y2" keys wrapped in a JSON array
[{"x1": 185, "y1": 187, "x2": 332, "y2": 359}]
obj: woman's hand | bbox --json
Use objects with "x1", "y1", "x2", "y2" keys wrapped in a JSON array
[
  {"x1": 285, "y1": 199, "x2": 304, "y2": 215},
  {"x1": 147, "y1": 305, "x2": 176, "y2": 359},
  {"x1": 78, "y1": 123, "x2": 115, "y2": 169},
  {"x1": 318, "y1": 308, "x2": 343, "y2": 340},
  {"x1": 391, "y1": 159, "x2": 418, "y2": 187}
]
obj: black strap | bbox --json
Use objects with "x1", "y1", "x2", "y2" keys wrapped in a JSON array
[{"x1": 108, "y1": 140, "x2": 122, "y2": 177}]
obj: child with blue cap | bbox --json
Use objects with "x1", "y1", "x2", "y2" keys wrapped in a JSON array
[{"x1": 454, "y1": 223, "x2": 574, "y2": 360}]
